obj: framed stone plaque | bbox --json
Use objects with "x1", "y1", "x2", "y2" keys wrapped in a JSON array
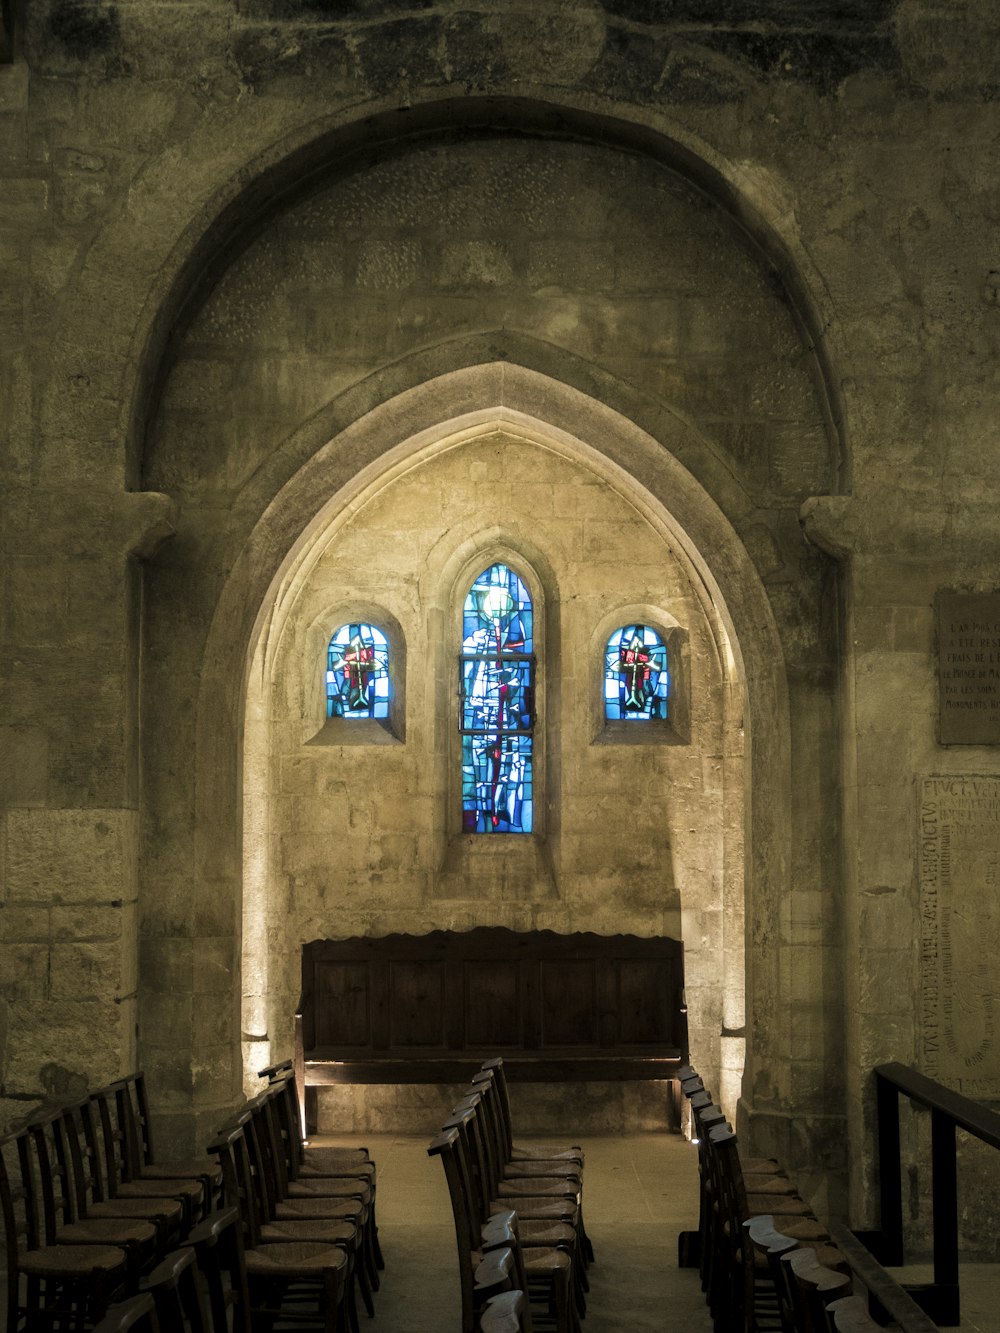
[
  {"x1": 937, "y1": 591, "x2": 1000, "y2": 744},
  {"x1": 919, "y1": 776, "x2": 1000, "y2": 1097}
]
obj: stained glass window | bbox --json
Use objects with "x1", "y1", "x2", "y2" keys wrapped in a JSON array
[
  {"x1": 326, "y1": 623, "x2": 390, "y2": 719},
  {"x1": 460, "y1": 564, "x2": 534, "y2": 834},
  {"x1": 605, "y1": 625, "x2": 669, "y2": 721}
]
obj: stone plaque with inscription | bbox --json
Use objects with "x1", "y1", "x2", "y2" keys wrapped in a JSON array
[
  {"x1": 919, "y1": 776, "x2": 1000, "y2": 1098},
  {"x1": 938, "y1": 591, "x2": 1000, "y2": 744}
]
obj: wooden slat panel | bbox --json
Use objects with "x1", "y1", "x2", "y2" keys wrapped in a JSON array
[
  {"x1": 619, "y1": 959, "x2": 671, "y2": 1044},
  {"x1": 314, "y1": 962, "x2": 370, "y2": 1047},
  {"x1": 465, "y1": 960, "x2": 522, "y2": 1047},
  {"x1": 388, "y1": 960, "x2": 446, "y2": 1047},
  {"x1": 540, "y1": 959, "x2": 596, "y2": 1046}
]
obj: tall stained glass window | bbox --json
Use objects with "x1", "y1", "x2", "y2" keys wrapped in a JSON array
[
  {"x1": 326, "y1": 623, "x2": 390, "y2": 719},
  {"x1": 460, "y1": 564, "x2": 534, "y2": 833},
  {"x1": 604, "y1": 624, "x2": 669, "y2": 721}
]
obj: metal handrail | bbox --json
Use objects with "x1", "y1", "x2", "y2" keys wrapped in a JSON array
[{"x1": 869, "y1": 1061, "x2": 1000, "y2": 1326}]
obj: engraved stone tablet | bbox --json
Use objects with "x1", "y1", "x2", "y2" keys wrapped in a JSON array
[
  {"x1": 919, "y1": 776, "x2": 1000, "y2": 1097},
  {"x1": 937, "y1": 591, "x2": 1000, "y2": 744}
]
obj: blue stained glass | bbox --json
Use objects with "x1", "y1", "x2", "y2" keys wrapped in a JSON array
[
  {"x1": 460, "y1": 564, "x2": 534, "y2": 834},
  {"x1": 605, "y1": 625, "x2": 669, "y2": 721},
  {"x1": 326, "y1": 623, "x2": 390, "y2": 719}
]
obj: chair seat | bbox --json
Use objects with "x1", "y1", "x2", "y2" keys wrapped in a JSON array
[
  {"x1": 744, "y1": 1173, "x2": 799, "y2": 1194},
  {"x1": 511, "y1": 1144, "x2": 584, "y2": 1165},
  {"x1": 260, "y1": 1219, "x2": 357, "y2": 1246},
  {"x1": 55, "y1": 1219, "x2": 157, "y2": 1247},
  {"x1": 745, "y1": 1193, "x2": 813, "y2": 1215},
  {"x1": 21, "y1": 1243, "x2": 127, "y2": 1276},
  {"x1": 500, "y1": 1161, "x2": 582, "y2": 1183},
  {"x1": 490, "y1": 1197, "x2": 579, "y2": 1223},
  {"x1": 245, "y1": 1241, "x2": 349, "y2": 1277},
  {"x1": 496, "y1": 1178, "x2": 580, "y2": 1202},
  {"x1": 285, "y1": 1179, "x2": 372, "y2": 1204},
  {"x1": 273, "y1": 1197, "x2": 365, "y2": 1222},
  {"x1": 518, "y1": 1219, "x2": 577, "y2": 1247},
  {"x1": 88, "y1": 1197, "x2": 185, "y2": 1225},
  {"x1": 298, "y1": 1159, "x2": 375, "y2": 1181},
  {"x1": 140, "y1": 1159, "x2": 223, "y2": 1187},
  {"x1": 116, "y1": 1178, "x2": 204, "y2": 1205}
]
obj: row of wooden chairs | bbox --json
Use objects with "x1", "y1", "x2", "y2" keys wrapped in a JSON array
[
  {"x1": 1, "y1": 1062, "x2": 384, "y2": 1333},
  {"x1": 428, "y1": 1057, "x2": 591, "y2": 1333},
  {"x1": 1, "y1": 1073, "x2": 225, "y2": 1332},
  {"x1": 677, "y1": 1066, "x2": 884, "y2": 1333}
]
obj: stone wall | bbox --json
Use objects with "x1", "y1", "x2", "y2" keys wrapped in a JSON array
[{"x1": 2, "y1": 0, "x2": 1000, "y2": 1245}]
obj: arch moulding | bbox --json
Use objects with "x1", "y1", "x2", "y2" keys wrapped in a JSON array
[{"x1": 187, "y1": 360, "x2": 791, "y2": 1150}]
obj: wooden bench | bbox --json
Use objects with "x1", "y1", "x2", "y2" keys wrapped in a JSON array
[{"x1": 294, "y1": 928, "x2": 688, "y2": 1133}]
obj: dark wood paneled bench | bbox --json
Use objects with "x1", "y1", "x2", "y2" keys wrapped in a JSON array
[{"x1": 294, "y1": 928, "x2": 688, "y2": 1133}]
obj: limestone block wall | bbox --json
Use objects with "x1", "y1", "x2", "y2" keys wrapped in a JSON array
[{"x1": 2, "y1": 0, "x2": 999, "y2": 1244}]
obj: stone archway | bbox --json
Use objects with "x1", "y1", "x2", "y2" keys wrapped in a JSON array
[{"x1": 189, "y1": 363, "x2": 788, "y2": 1137}]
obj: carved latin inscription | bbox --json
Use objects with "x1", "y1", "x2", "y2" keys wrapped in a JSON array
[
  {"x1": 919, "y1": 776, "x2": 1000, "y2": 1097},
  {"x1": 938, "y1": 591, "x2": 1000, "y2": 744}
]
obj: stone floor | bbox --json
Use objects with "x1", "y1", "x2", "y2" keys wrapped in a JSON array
[
  {"x1": 356, "y1": 1130, "x2": 713, "y2": 1333},
  {"x1": 341, "y1": 1131, "x2": 1000, "y2": 1333}
]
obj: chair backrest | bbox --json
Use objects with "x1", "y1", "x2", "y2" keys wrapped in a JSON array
[
  {"x1": 90, "y1": 1085, "x2": 134, "y2": 1195},
  {"x1": 60, "y1": 1098, "x2": 114, "y2": 1211},
  {"x1": 119, "y1": 1074, "x2": 156, "y2": 1169},
  {"x1": 782, "y1": 1247, "x2": 852, "y2": 1333},
  {"x1": 826, "y1": 1294, "x2": 881, "y2": 1332},
  {"x1": 140, "y1": 1245, "x2": 211, "y2": 1333},
  {"x1": 206, "y1": 1123, "x2": 266, "y2": 1251},
  {"x1": 23, "y1": 1107, "x2": 85, "y2": 1242},
  {"x1": 446, "y1": 1099, "x2": 498, "y2": 1223},
  {"x1": 186, "y1": 1204, "x2": 250, "y2": 1333},
  {"x1": 480, "y1": 1289, "x2": 530, "y2": 1333},
  {"x1": 428, "y1": 1126, "x2": 480, "y2": 1333},
  {"x1": 93, "y1": 1291, "x2": 162, "y2": 1333},
  {"x1": 477, "y1": 1061, "x2": 516, "y2": 1159}
]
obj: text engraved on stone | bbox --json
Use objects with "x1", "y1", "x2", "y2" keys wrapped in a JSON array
[
  {"x1": 919, "y1": 776, "x2": 1000, "y2": 1097},
  {"x1": 938, "y1": 591, "x2": 1000, "y2": 744}
]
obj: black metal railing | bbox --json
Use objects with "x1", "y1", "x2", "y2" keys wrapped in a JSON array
[{"x1": 863, "y1": 1062, "x2": 1000, "y2": 1326}]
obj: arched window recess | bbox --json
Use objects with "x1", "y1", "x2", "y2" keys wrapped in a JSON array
[
  {"x1": 459, "y1": 562, "x2": 535, "y2": 834},
  {"x1": 308, "y1": 611, "x2": 405, "y2": 745},
  {"x1": 594, "y1": 611, "x2": 689, "y2": 746}
]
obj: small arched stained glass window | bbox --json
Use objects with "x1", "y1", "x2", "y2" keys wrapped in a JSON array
[
  {"x1": 326, "y1": 623, "x2": 390, "y2": 720},
  {"x1": 459, "y1": 564, "x2": 534, "y2": 834},
  {"x1": 605, "y1": 624, "x2": 669, "y2": 721}
]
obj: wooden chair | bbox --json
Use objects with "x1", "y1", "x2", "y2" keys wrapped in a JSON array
[
  {"x1": 480, "y1": 1209, "x2": 576, "y2": 1333},
  {"x1": 444, "y1": 1104, "x2": 584, "y2": 1274},
  {"x1": 706, "y1": 1124, "x2": 825, "y2": 1333},
  {"x1": 119, "y1": 1074, "x2": 223, "y2": 1208},
  {"x1": 262, "y1": 1066, "x2": 375, "y2": 1179},
  {"x1": 427, "y1": 1127, "x2": 578, "y2": 1333},
  {"x1": 186, "y1": 1204, "x2": 251, "y2": 1333},
  {"x1": 243, "y1": 1091, "x2": 377, "y2": 1319},
  {"x1": 207, "y1": 1123, "x2": 350, "y2": 1333},
  {"x1": 238, "y1": 1103, "x2": 368, "y2": 1331},
  {"x1": 23, "y1": 1108, "x2": 159, "y2": 1281},
  {"x1": 781, "y1": 1248, "x2": 851, "y2": 1333},
  {"x1": 258, "y1": 1078, "x2": 383, "y2": 1283},
  {"x1": 478, "y1": 1059, "x2": 585, "y2": 1166},
  {"x1": 93, "y1": 1291, "x2": 162, "y2": 1332},
  {"x1": 825, "y1": 1295, "x2": 882, "y2": 1332},
  {"x1": 60, "y1": 1098, "x2": 186, "y2": 1247},
  {"x1": 139, "y1": 1245, "x2": 212, "y2": 1332},
  {"x1": 446, "y1": 1102, "x2": 585, "y2": 1317},
  {"x1": 90, "y1": 1086, "x2": 205, "y2": 1231},
  {"x1": 745, "y1": 1216, "x2": 847, "y2": 1333},
  {"x1": 1, "y1": 1129, "x2": 129, "y2": 1333}
]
